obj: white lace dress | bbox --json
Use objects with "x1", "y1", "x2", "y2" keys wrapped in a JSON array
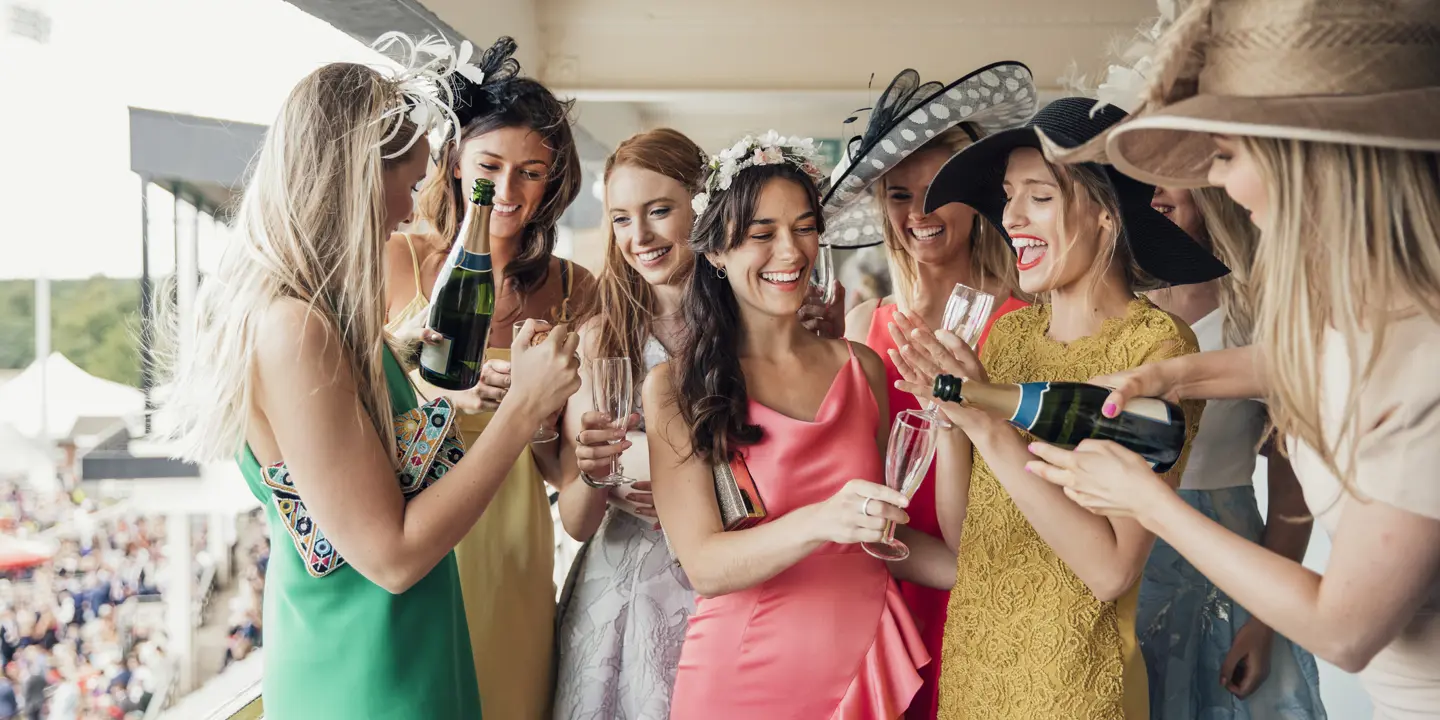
[{"x1": 553, "y1": 337, "x2": 694, "y2": 720}]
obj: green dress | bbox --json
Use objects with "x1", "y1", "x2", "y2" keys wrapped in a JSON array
[{"x1": 239, "y1": 349, "x2": 483, "y2": 719}]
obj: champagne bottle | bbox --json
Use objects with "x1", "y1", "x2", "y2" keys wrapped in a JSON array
[
  {"x1": 931, "y1": 375, "x2": 1187, "y2": 473},
  {"x1": 419, "y1": 178, "x2": 496, "y2": 390}
]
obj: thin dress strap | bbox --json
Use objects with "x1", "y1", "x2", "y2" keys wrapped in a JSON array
[
  {"x1": 559, "y1": 258, "x2": 573, "y2": 322},
  {"x1": 402, "y1": 233, "x2": 425, "y2": 306}
]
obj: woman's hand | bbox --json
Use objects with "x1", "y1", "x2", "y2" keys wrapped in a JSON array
[
  {"x1": 610, "y1": 481, "x2": 657, "y2": 520},
  {"x1": 1220, "y1": 618, "x2": 1275, "y2": 699},
  {"x1": 1023, "y1": 439, "x2": 1172, "y2": 519},
  {"x1": 799, "y1": 280, "x2": 846, "y2": 339},
  {"x1": 574, "y1": 411, "x2": 639, "y2": 486},
  {"x1": 802, "y1": 479, "x2": 911, "y2": 545},
  {"x1": 888, "y1": 310, "x2": 987, "y2": 385},
  {"x1": 1090, "y1": 363, "x2": 1184, "y2": 419},
  {"x1": 506, "y1": 320, "x2": 582, "y2": 424}
]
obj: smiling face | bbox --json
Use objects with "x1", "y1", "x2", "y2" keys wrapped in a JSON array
[
  {"x1": 1207, "y1": 135, "x2": 1268, "y2": 226},
  {"x1": 709, "y1": 176, "x2": 821, "y2": 319},
  {"x1": 882, "y1": 146, "x2": 980, "y2": 266},
  {"x1": 1151, "y1": 185, "x2": 1206, "y2": 243},
  {"x1": 455, "y1": 125, "x2": 554, "y2": 243},
  {"x1": 606, "y1": 163, "x2": 696, "y2": 288},
  {"x1": 1001, "y1": 147, "x2": 1114, "y2": 295}
]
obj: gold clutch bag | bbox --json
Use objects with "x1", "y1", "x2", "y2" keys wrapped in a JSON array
[{"x1": 713, "y1": 452, "x2": 766, "y2": 531}]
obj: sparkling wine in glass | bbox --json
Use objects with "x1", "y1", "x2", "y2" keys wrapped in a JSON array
[
  {"x1": 588, "y1": 357, "x2": 636, "y2": 486},
  {"x1": 514, "y1": 320, "x2": 559, "y2": 443},
  {"x1": 864, "y1": 410, "x2": 938, "y2": 561},
  {"x1": 920, "y1": 283, "x2": 995, "y2": 426},
  {"x1": 809, "y1": 243, "x2": 836, "y2": 305}
]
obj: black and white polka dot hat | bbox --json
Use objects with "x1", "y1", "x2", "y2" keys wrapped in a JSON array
[{"x1": 821, "y1": 62, "x2": 1039, "y2": 248}]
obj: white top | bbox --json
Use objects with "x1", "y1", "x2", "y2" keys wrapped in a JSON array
[
  {"x1": 1177, "y1": 310, "x2": 1270, "y2": 491},
  {"x1": 1288, "y1": 314, "x2": 1440, "y2": 718}
]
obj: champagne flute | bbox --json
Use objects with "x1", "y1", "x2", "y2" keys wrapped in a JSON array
[
  {"x1": 918, "y1": 283, "x2": 995, "y2": 426},
  {"x1": 863, "y1": 410, "x2": 938, "y2": 561},
  {"x1": 513, "y1": 321, "x2": 559, "y2": 443},
  {"x1": 809, "y1": 243, "x2": 836, "y2": 305},
  {"x1": 587, "y1": 357, "x2": 636, "y2": 487}
]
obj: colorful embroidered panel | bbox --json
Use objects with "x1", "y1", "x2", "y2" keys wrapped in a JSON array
[{"x1": 262, "y1": 397, "x2": 467, "y2": 578}]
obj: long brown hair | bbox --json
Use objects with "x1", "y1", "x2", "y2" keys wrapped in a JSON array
[
  {"x1": 415, "y1": 77, "x2": 580, "y2": 308},
  {"x1": 677, "y1": 164, "x2": 826, "y2": 462},
  {"x1": 585, "y1": 128, "x2": 706, "y2": 369}
]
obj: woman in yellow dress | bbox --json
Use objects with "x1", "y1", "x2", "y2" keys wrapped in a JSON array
[
  {"x1": 887, "y1": 97, "x2": 1227, "y2": 719},
  {"x1": 385, "y1": 37, "x2": 595, "y2": 719}
]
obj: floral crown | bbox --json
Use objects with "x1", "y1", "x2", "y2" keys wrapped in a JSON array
[{"x1": 691, "y1": 131, "x2": 827, "y2": 216}]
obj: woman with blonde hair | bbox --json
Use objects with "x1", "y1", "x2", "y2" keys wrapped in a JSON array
[
  {"x1": 1028, "y1": 1, "x2": 1440, "y2": 716},
  {"x1": 383, "y1": 37, "x2": 595, "y2": 718},
  {"x1": 825, "y1": 64, "x2": 1039, "y2": 717},
  {"x1": 551, "y1": 127, "x2": 705, "y2": 719},
  {"x1": 1141, "y1": 186, "x2": 1325, "y2": 719},
  {"x1": 889, "y1": 96, "x2": 1228, "y2": 719},
  {"x1": 161, "y1": 38, "x2": 580, "y2": 718}
]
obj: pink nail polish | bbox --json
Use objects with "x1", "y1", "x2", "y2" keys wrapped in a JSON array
[{"x1": 1102, "y1": 402, "x2": 1117, "y2": 417}]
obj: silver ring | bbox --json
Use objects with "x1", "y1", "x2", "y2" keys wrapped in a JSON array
[{"x1": 861, "y1": 497, "x2": 874, "y2": 517}]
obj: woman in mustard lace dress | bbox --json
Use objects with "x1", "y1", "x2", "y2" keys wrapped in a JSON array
[{"x1": 887, "y1": 98, "x2": 1228, "y2": 720}]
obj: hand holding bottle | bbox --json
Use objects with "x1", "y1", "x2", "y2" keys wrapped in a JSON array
[
  {"x1": 1089, "y1": 363, "x2": 1185, "y2": 419},
  {"x1": 505, "y1": 320, "x2": 581, "y2": 427},
  {"x1": 1023, "y1": 439, "x2": 1172, "y2": 519},
  {"x1": 801, "y1": 480, "x2": 911, "y2": 545}
]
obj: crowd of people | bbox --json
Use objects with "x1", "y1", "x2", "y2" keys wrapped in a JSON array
[
  {"x1": 1, "y1": 481, "x2": 166, "y2": 720},
  {"x1": 0, "y1": 480, "x2": 270, "y2": 720},
  {"x1": 158, "y1": 1, "x2": 1438, "y2": 719}
]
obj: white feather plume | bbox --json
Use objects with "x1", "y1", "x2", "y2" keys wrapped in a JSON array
[
  {"x1": 369, "y1": 32, "x2": 478, "y2": 159},
  {"x1": 1089, "y1": 2, "x2": 1175, "y2": 116}
]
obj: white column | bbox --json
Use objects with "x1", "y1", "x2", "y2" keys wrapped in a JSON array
[
  {"x1": 208, "y1": 512, "x2": 231, "y2": 587},
  {"x1": 175, "y1": 192, "x2": 199, "y2": 368},
  {"x1": 34, "y1": 276, "x2": 50, "y2": 442},
  {"x1": 165, "y1": 512, "x2": 195, "y2": 693}
]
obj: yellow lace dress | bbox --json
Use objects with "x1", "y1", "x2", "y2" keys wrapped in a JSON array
[{"x1": 937, "y1": 298, "x2": 1202, "y2": 720}]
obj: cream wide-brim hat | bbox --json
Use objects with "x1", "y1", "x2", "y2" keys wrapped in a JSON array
[{"x1": 1057, "y1": 0, "x2": 1440, "y2": 188}]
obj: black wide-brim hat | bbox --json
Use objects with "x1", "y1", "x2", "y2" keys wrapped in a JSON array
[{"x1": 923, "y1": 96, "x2": 1229, "y2": 287}]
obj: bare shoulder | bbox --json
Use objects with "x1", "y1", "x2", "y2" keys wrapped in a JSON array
[
  {"x1": 849, "y1": 341, "x2": 887, "y2": 386},
  {"x1": 844, "y1": 297, "x2": 882, "y2": 342},
  {"x1": 642, "y1": 360, "x2": 675, "y2": 407},
  {"x1": 253, "y1": 298, "x2": 352, "y2": 394},
  {"x1": 574, "y1": 316, "x2": 604, "y2": 360}
]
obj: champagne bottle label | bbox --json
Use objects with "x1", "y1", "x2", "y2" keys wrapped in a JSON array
[
  {"x1": 1114, "y1": 397, "x2": 1173, "y2": 424},
  {"x1": 420, "y1": 337, "x2": 452, "y2": 372}
]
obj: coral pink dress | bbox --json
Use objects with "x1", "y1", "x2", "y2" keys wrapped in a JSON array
[{"x1": 668, "y1": 342, "x2": 930, "y2": 719}]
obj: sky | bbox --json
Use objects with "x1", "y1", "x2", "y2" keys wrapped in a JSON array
[{"x1": 0, "y1": 0, "x2": 392, "y2": 279}]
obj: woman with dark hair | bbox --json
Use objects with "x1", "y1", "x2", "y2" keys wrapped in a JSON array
[
  {"x1": 383, "y1": 37, "x2": 595, "y2": 718},
  {"x1": 551, "y1": 127, "x2": 706, "y2": 719},
  {"x1": 644, "y1": 132, "x2": 929, "y2": 718}
]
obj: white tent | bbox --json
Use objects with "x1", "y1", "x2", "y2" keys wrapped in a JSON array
[
  {"x1": 0, "y1": 422, "x2": 56, "y2": 491},
  {"x1": 0, "y1": 353, "x2": 145, "y2": 440}
]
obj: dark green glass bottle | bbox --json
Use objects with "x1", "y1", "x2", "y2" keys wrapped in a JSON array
[
  {"x1": 419, "y1": 178, "x2": 496, "y2": 390},
  {"x1": 932, "y1": 375, "x2": 1187, "y2": 473}
]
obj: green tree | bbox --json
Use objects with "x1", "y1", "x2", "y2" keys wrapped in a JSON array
[{"x1": 0, "y1": 278, "x2": 143, "y2": 387}]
